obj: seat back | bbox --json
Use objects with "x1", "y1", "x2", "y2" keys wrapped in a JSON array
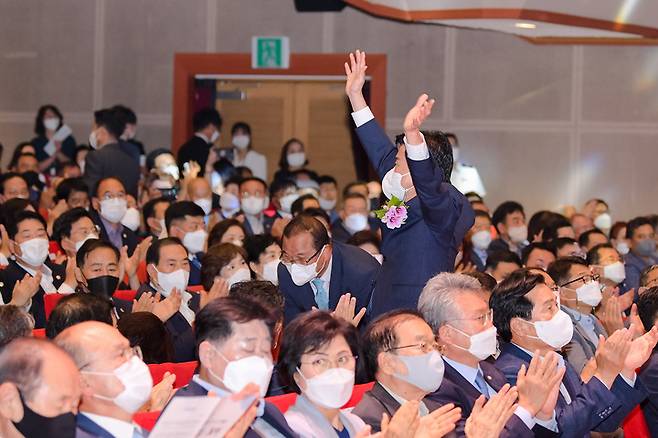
[
  {"x1": 32, "y1": 328, "x2": 46, "y2": 338},
  {"x1": 623, "y1": 405, "x2": 650, "y2": 438},
  {"x1": 265, "y1": 382, "x2": 375, "y2": 414},
  {"x1": 114, "y1": 290, "x2": 137, "y2": 301},
  {"x1": 148, "y1": 361, "x2": 198, "y2": 388},
  {"x1": 44, "y1": 294, "x2": 66, "y2": 320},
  {"x1": 133, "y1": 411, "x2": 160, "y2": 431}
]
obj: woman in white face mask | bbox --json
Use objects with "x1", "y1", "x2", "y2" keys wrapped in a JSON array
[
  {"x1": 230, "y1": 122, "x2": 268, "y2": 181},
  {"x1": 280, "y1": 311, "x2": 367, "y2": 438},
  {"x1": 208, "y1": 219, "x2": 246, "y2": 249},
  {"x1": 32, "y1": 104, "x2": 77, "y2": 174},
  {"x1": 273, "y1": 138, "x2": 319, "y2": 185},
  {"x1": 203, "y1": 243, "x2": 252, "y2": 289},
  {"x1": 244, "y1": 234, "x2": 282, "y2": 285}
]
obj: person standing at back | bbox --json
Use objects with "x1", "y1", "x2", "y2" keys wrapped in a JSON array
[{"x1": 177, "y1": 108, "x2": 222, "y2": 176}]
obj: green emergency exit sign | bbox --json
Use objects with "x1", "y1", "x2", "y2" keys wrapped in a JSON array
[{"x1": 252, "y1": 36, "x2": 290, "y2": 69}]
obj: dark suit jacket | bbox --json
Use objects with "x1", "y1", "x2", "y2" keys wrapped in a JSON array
[
  {"x1": 277, "y1": 241, "x2": 379, "y2": 325},
  {"x1": 330, "y1": 217, "x2": 380, "y2": 244},
  {"x1": 427, "y1": 359, "x2": 543, "y2": 437},
  {"x1": 0, "y1": 259, "x2": 66, "y2": 328},
  {"x1": 188, "y1": 253, "x2": 203, "y2": 286},
  {"x1": 495, "y1": 342, "x2": 647, "y2": 437},
  {"x1": 355, "y1": 118, "x2": 474, "y2": 316},
  {"x1": 84, "y1": 142, "x2": 140, "y2": 198},
  {"x1": 75, "y1": 413, "x2": 148, "y2": 438},
  {"x1": 136, "y1": 283, "x2": 199, "y2": 362},
  {"x1": 90, "y1": 210, "x2": 139, "y2": 256},
  {"x1": 352, "y1": 382, "x2": 444, "y2": 433},
  {"x1": 170, "y1": 379, "x2": 297, "y2": 437},
  {"x1": 242, "y1": 214, "x2": 275, "y2": 236},
  {"x1": 177, "y1": 136, "x2": 212, "y2": 176},
  {"x1": 639, "y1": 349, "x2": 658, "y2": 438}
]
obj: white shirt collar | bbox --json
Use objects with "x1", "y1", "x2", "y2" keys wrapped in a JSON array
[
  {"x1": 80, "y1": 412, "x2": 137, "y2": 438},
  {"x1": 16, "y1": 260, "x2": 51, "y2": 278},
  {"x1": 194, "y1": 132, "x2": 210, "y2": 143},
  {"x1": 442, "y1": 356, "x2": 482, "y2": 388},
  {"x1": 379, "y1": 382, "x2": 429, "y2": 416},
  {"x1": 318, "y1": 253, "x2": 333, "y2": 284}
]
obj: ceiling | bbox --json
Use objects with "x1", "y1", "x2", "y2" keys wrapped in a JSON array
[{"x1": 344, "y1": 0, "x2": 658, "y2": 44}]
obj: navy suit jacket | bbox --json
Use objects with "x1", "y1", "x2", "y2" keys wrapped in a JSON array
[
  {"x1": 639, "y1": 349, "x2": 658, "y2": 438},
  {"x1": 188, "y1": 252, "x2": 203, "y2": 286},
  {"x1": 277, "y1": 241, "x2": 379, "y2": 325},
  {"x1": 136, "y1": 283, "x2": 199, "y2": 362},
  {"x1": 75, "y1": 413, "x2": 148, "y2": 438},
  {"x1": 495, "y1": 342, "x2": 647, "y2": 437},
  {"x1": 170, "y1": 379, "x2": 297, "y2": 437},
  {"x1": 355, "y1": 118, "x2": 474, "y2": 316},
  {"x1": 330, "y1": 217, "x2": 381, "y2": 244},
  {"x1": 90, "y1": 210, "x2": 139, "y2": 257},
  {"x1": 426, "y1": 359, "x2": 542, "y2": 437}
]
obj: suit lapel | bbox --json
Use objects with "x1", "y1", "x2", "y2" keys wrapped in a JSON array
[
  {"x1": 327, "y1": 245, "x2": 343, "y2": 309},
  {"x1": 369, "y1": 382, "x2": 402, "y2": 418},
  {"x1": 76, "y1": 414, "x2": 115, "y2": 438},
  {"x1": 443, "y1": 361, "x2": 481, "y2": 413},
  {"x1": 480, "y1": 361, "x2": 508, "y2": 392}
]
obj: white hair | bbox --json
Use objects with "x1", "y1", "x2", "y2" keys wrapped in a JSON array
[{"x1": 418, "y1": 272, "x2": 483, "y2": 332}]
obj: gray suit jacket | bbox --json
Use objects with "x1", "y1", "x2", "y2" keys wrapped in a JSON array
[
  {"x1": 284, "y1": 394, "x2": 366, "y2": 438},
  {"x1": 562, "y1": 306, "x2": 607, "y2": 373}
]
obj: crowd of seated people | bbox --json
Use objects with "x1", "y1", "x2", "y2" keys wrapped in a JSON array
[{"x1": 1, "y1": 50, "x2": 658, "y2": 438}]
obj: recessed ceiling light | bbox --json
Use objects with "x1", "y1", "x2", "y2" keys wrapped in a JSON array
[{"x1": 515, "y1": 22, "x2": 537, "y2": 29}]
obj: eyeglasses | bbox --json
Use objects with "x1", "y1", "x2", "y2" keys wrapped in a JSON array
[
  {"x1": 80, "y1": 345, "x2": 142, "y2": 372},
  {"x1": 281, "y1": 245, "x2": 324, "y2": 266},
  {"x1": 299, "y1": 354, "x2": 357, "y2": 374},
  {"x1": 101, "y1": 193, "x2": 126, "y2": 201},
  {"x1": 561, "y1": 274, "x2": 600, "y2": 288},
  {"x1": 444, "y1": 309, "x2": 493, "y2": 328},
  {"x1": 387, "y1": 340, "x2": 440, "y2": 354}
]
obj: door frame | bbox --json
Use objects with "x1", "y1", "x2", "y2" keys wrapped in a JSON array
[{"x1": 172, "y1": 53, "x2": 387, "y2": 152}]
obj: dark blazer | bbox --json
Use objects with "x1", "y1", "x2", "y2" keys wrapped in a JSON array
[
  {"x1": 488, "y1": 238, "x2": 525, "y2": 259},
  {"x1": 90, "y1": 210, "x2": 139, "y2": 256},
  {"x1": 495, "y1": 342, "x2": 647, "y2": 437},
  {"x1": 136, "y1": 283, "x2": 199, "y2": 362},
  {"x1": 84, "y1": 142, "x2": 140, "y2": 198},
  {"x1": 75, "y1": 413, "x2": 148, "y2": 438},
  {"x1": 0, "y1": 259, "x2": 66, "y2": 328},
  {"x1": 31, "y1": 134, "x2": 77, "y2": 171},
  {"x1": 176, "y1": 136, "x2": 212, "y2": 176},
  {"x1": 188, "y1": 253, "x2": 203, "y2": 286},
  {"x1": 355, "y1": 118, "x2": 474, "y2": 317},
  {"x1": 242, "y1": 215, "x2": 275, "y2": 236},
  {"x1": 330, "y1": 217, "x2": 380, "y2": 244},
  {"x1": 170, "y1": 379, "x2": 297, "y2": 438},
  {"x1": 427, "y1": 359, "x2": 543, "y2": 438},
  {"x1": 352, "y1": 382, "x2": 444, "y2": 433},
  {"x1": 625, "y1": 251, "x2": 657, "y2": 291},
  {"x1": 277, "y1": 241, "x2": 379, "y2": 325},
  {"x1": 639, "y1": 349, "x2": 658, "y2": 438},
  {"x1": 469, "y1": 249, "x2": 486, "y2": 272}
]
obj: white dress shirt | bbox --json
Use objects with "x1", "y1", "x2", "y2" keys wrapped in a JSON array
[
  {"x1": 150, "y1": 282, "x2": 195, "y2": 326},
  {"x1": 234, "y1": 149, "x2": 267, "y2": 181},
  {"x1": 80, "y1": 412, "x2": 143, "y2": 438},
  {"x1": 16, "y1": 260, "x2": 75, "y2": 302}
]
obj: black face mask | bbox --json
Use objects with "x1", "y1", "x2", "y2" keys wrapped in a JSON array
[
  {"x1": 86, "y1": 275, "x2": 120, "y2": 298},
  {"x1": 13, "y1": 391, "x2": 76, "y2": 438}
]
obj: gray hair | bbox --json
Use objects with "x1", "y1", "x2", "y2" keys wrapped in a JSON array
[
  {"x1": 418, "y1": 272, "x2": 483, "y2": 332},
  {"x1": 0, "y1": 305, "x2": 34, "y2": 349},
  {"x1": 0, "y1": 338, "x2": 47, "y2": 400}
]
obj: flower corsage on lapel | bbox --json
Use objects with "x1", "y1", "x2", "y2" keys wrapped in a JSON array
[{"x1": 375, "y1": 196, "x2": 408, "y2": 230}]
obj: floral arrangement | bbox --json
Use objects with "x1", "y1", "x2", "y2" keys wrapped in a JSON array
[{"x1": 375, "y1": 196, "x2": 408, "y2": 229}]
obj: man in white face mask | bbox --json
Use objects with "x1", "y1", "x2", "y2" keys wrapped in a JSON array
[
  {"x1": 164, "y1": 201, "x2": 208, "y2": 286},
  {"x1": 53, "y1": 208, "x2": 99, "y2": 258},
  {"x1": 489, "y1": 201, "x2": 528, "y2": 259},
  {"x1": 586, "y1": 243, "x2": 635, "y2": 318},
  {"x1": 420, "y1": 272, "x2": 561, "y2": 436},
  {"x1": 166, "y1": 296, "x2": 296, "y2": 437},
  {"x1": 55, "y1": 321, "x2": 153, "y2": 438},
  {"x1": 492, "y1": 269, "x2": 657, "y2": 437},
  {"x1": 187, "y1": 177, "x2": 221, "y2": 228},
  {"x1": 1, "y1": 211, "x2": 76, "y2": 329},
  {"x1": 331, "y1": 193, "x2": 377, "y2": 243},
  {"x1": 239, "y1": 177, "x2": 272, "y2": 236},
  {"x1": 318, "y1": 175, "x2": 340, "y2": 224},
  {"x1": 91, "y1": 177, "x2": 139, "y2": 256}
]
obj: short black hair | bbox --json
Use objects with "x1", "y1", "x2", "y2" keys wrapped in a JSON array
[
  {"x1": 244, "y1": 234, "x2": 278, "y2": 264},
  {"x1": 117, "y1": 312, "x2": 174, "y2": 364},
  {"x1": 346, "y1": 230, "x2": 381, "y2": 252},
  {"x1": 626, "y1": 216, "x2": 653, "y2": 240},
  {"x1": 423, "y1": 130, "x2": 453, "y2": 182},
  {"x1": 111, "y1": 104, "x2": 137, "y2": 125},
  {"x1": 142, "y1": 197, "x2": 171, "y2": 234},
  {"x1": 46, "y1": 293, "x2": 114, "y2": 339},
  {"x1": 0, "y1": 172, "x2": 28, "y2": 196},
  {"x1": 145, "y1": 237, "x2": 187, "y2": 267},
  {"x1": 94, "y1": 108, "x2": 125, "y2": 139},
  {"x1": 521, "y1": 242, "x2": 556, "y2": 266},
  {"x1": 55, "y1": 177, "x2": 89, "y2": 203},
  {"x1": 192, "y1": 108, "x2": 222, "y2": 132},
  {"x1": 6, "y1": 210, "x2": 46, "y2": 240},
  {"x1": 230, "y1": 121, "x2": 251, "y2": 136},
  {"x1": 492, "y1": 201, "x2": 525, "y2": 229},
  {"x1": 586, "y1": 243, "x2": 615, "y2": 266},
  {"x1": 551, "y1": 237, "x2": 578, "y2": 253},
  {"x1": 76, "y1": 239, "x2": 120, "y2": 269},
  {"x1": 0, "y1": 305, "x2": 33, "y2": 349},
  {"x1": 239, "y1": 176, "x2": 268, "y2": 193},
  {"x1": 52, "y1": 207, "x2": 94, "y2": 244},
  {"x1": 579, "y1": 228, "x2": 607, "y2": 248},
  {"x1": 547, "y1": 256, "x2": 589, "y2": 287},
  {"x1": 194, "y1": 296, "x2": 275, "y2": 355},
  {"x1": 282, "y1": 215, "x2": 330, "y2": 253},
  {"x1": 229, "y1": 280, "x2": 284, "y2": 322},
  {"x1": 269, "y1": 178, "x2": 297, "y2": 198},
  {"x1": 208, "y1": 219, "x2": 246, "y2": 248},
  {"x1": 343, "y1": 181, "x2": 368, "y2": 198},
  {"x1": 490, "y1": 269, "x2": 545, "y2": 342},
  {"x1": 637, "y1": 287, "x2": 658, "y2": 333},
  {"x1": 486, "y1": 250, "x2": 521, "y2": 271},
  {"x1": 291, "y1": 194, "x2": 318, "y2": 216},
  {"x1": 0, "y1": 198, "x2": 34, "y2": 227},
  {"x1": 362, "y1": 309, "x2": 425, "y2": 379},
  {"x1": 317, "y1": 175, "x2": 337, "y2": 186},
  {"x1": 464, "y1": 271, "x2": 497, "y2": 292},
  {"x1": 164, "y1": 201, "x2": 205, "y2": 232},
  {"x1": 279, "y1": 311, "x2": 360, "y2": 393}
]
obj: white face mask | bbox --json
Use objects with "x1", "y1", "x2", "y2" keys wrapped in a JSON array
[
  {"x1": 227, "y1": 268, "x2": 251, "y2": 288},
  {"x1": 183, "y1": 230, "x2": 207, "y2": 255},
  {"x1": 286, "y1": 246, "x2": 326, "y2": 286},
  {"x1": 471, "y1": 230, "x2": 492, "y2": 251},
  {"x1": 261, "y1": 260, "x2": 279, "y2": 285},
  {"x1": 382, "y1": 168, "x2": 413, "y2": 201},
  {"x1": 298, "y1": 367, "x2": 354, "y2": 409},
  {"x1": 603, "y1": 261, "x2": 626, "y2": 284},
  {"x1": 100, "y1": 198, "x2": 128, "y2": 224},
  {"x1": 75, "y1": 233, "x2": 99, "y2": 252},
  {"x1": 155, "y1": 268, "x2": 190, "y2": 296},
  {"x1": 194, "y1": 197, "x2": 213, "y2": 216},
  {"x1": 89, "y1": 130, "x2": 99, "y2": 149},
  {"x1": 594, "y1": 213, "x2": 612, "y2": 231},
  {"x1": 450, "y1": 326, "x2": 497, "y2": 361},
  {"x1": 451, "y1": 146, "x2": 460, "y2": 164},
  {"x1": 616, "y1": 241, "x2": 630, "y2": 256},
  {"x1": 392, "y1": 350, "x2": 445, "y2": 392},
  {"x1": 523, "y1": 310, "x2": 574, "y2": 349},
  {"x1": 120, "y1": 207, "x2": 141, "y2": 231},
  {"x1": 344, "y1": 213, "x2": 369, "y2": 234},
  {"x1": 233, "y1": 135, "x2": 250, "y2": 150},
  {"x1": 279, "y1": 193, "x2": 299, "y2": 214},
  {"x1": 287, "y1": 152, "x2": 306, "y2": 168},
  {"x1": 575, "y1": 281, "x2": 603, "y2": 307},
  {"x1": 220, "y1": 192, "x2": 241, "y2": 217},
  {"x1": 83, "y1": 356, "x2": 153, "y2": 413},
  {"x1": 209, "y1": 347, "x2": 274, "y2": 398},
  {"x1": 44, "y1": 117, "x2": 60, "y2": 131},
  {"x1": 507, "y1": 225, "x2": 528, "y2": 244},
  {"x1": 209, "y1": 130, "x2": 220, "y2": 144},
  {"x1": 18, "y1": 238, "x2": 49, "y2": 267},
  {"x1": 241, "y1": 196, "x2": 266, "y2": 216},
  {"x1": 319, "y1": 197, "x2": 336, "y2": 211}
]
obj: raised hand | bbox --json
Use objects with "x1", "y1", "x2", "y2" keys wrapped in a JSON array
[
  {"x1": 415, "y1": 403, "x2": 461, "y2": 438},
  {"x1": 629, "y1": 303, "x2": 646, "y2": 337},
  {"x1": 147, "y1": 371, "x2": 176, "y2": 412},
  {"x1": 595, "y1": 294, "x2": 624, "y2": 336},
  {"x1": 382, "y1": 400, "x2": 420, "y2": 438},
  {"x1": 594, "y1": 327, "x2": 633, "y2": 388},
  {"x1": 516, "y1": 351, "x2": 561, "y2": 417},
  {"x1": 537, "y1": 361, "x2": 566, "y2": 421},
  {"x1": 0, "y1": 224, "x2": 11, "y2": 258},
  {"x1": 9, "y1": 272, "x2": 42, "y2": 307},
  {"x1": 403, "y1": 94, "x2": 435, "y2": 143},
  {"x1": 225, "y1": 383, "x2": 260, "y2": 438},
  {"x1": 200, "y1": 277, "x2": 230, "y2": 310},
  {"x1": 332, "y1": 293, "x2": 367, "y2": 327},
  {"x1": 132, "y1": 292, "x2": 156, "y2": 313},
  {"x1": 152, "y1": 290, "x2": 182, "y2": 322},
  {"x1": 344, "y1": 50, "x2": 368, "y2": 111},
  {"x1": 64, "y1": 257, "x2": 78, "y2": 289},
  {"x1": 623, "y1": 325, "x2": 658, "y2": 375},
  {"x1": 464, "y1": 384, "x2": 518, "y2": 438}
]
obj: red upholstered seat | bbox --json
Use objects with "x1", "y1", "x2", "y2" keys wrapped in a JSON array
[
  {"x1": 32, "y1": 328, "x2": 46, "y2": 338},
  {"x1": 187, "y1": 285, "x2": 204, "y2": 292},
  {"x1": 44, "y1": 293, "x2": 66, "y2": 320},
  {"x1": 623, "y1": 405, "x2": 650, "y2": 438},
  {"x1": 113, "y1": 290, "x2": 137, "y2": 301},
  {"x1": 265, "y1": 382, "x2": 375, "y2": 414},
  {"x1": 133, "y1": 411, "x2": 160, "y2": 431},
  {"x1": 148, "y1": 361, "x2": 197, "y2": 389}
]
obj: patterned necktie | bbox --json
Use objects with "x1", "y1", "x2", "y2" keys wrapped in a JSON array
[{"x1": 311, "y1": 278, "x2": 328, "y2": 310}]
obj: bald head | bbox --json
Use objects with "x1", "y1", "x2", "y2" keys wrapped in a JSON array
[
  {"x1": 55, "y1": 321, "x2": 128, "y2": 370},
  {"x1": 188, "y1": 177, "x2": 212, "y2": 202}
]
